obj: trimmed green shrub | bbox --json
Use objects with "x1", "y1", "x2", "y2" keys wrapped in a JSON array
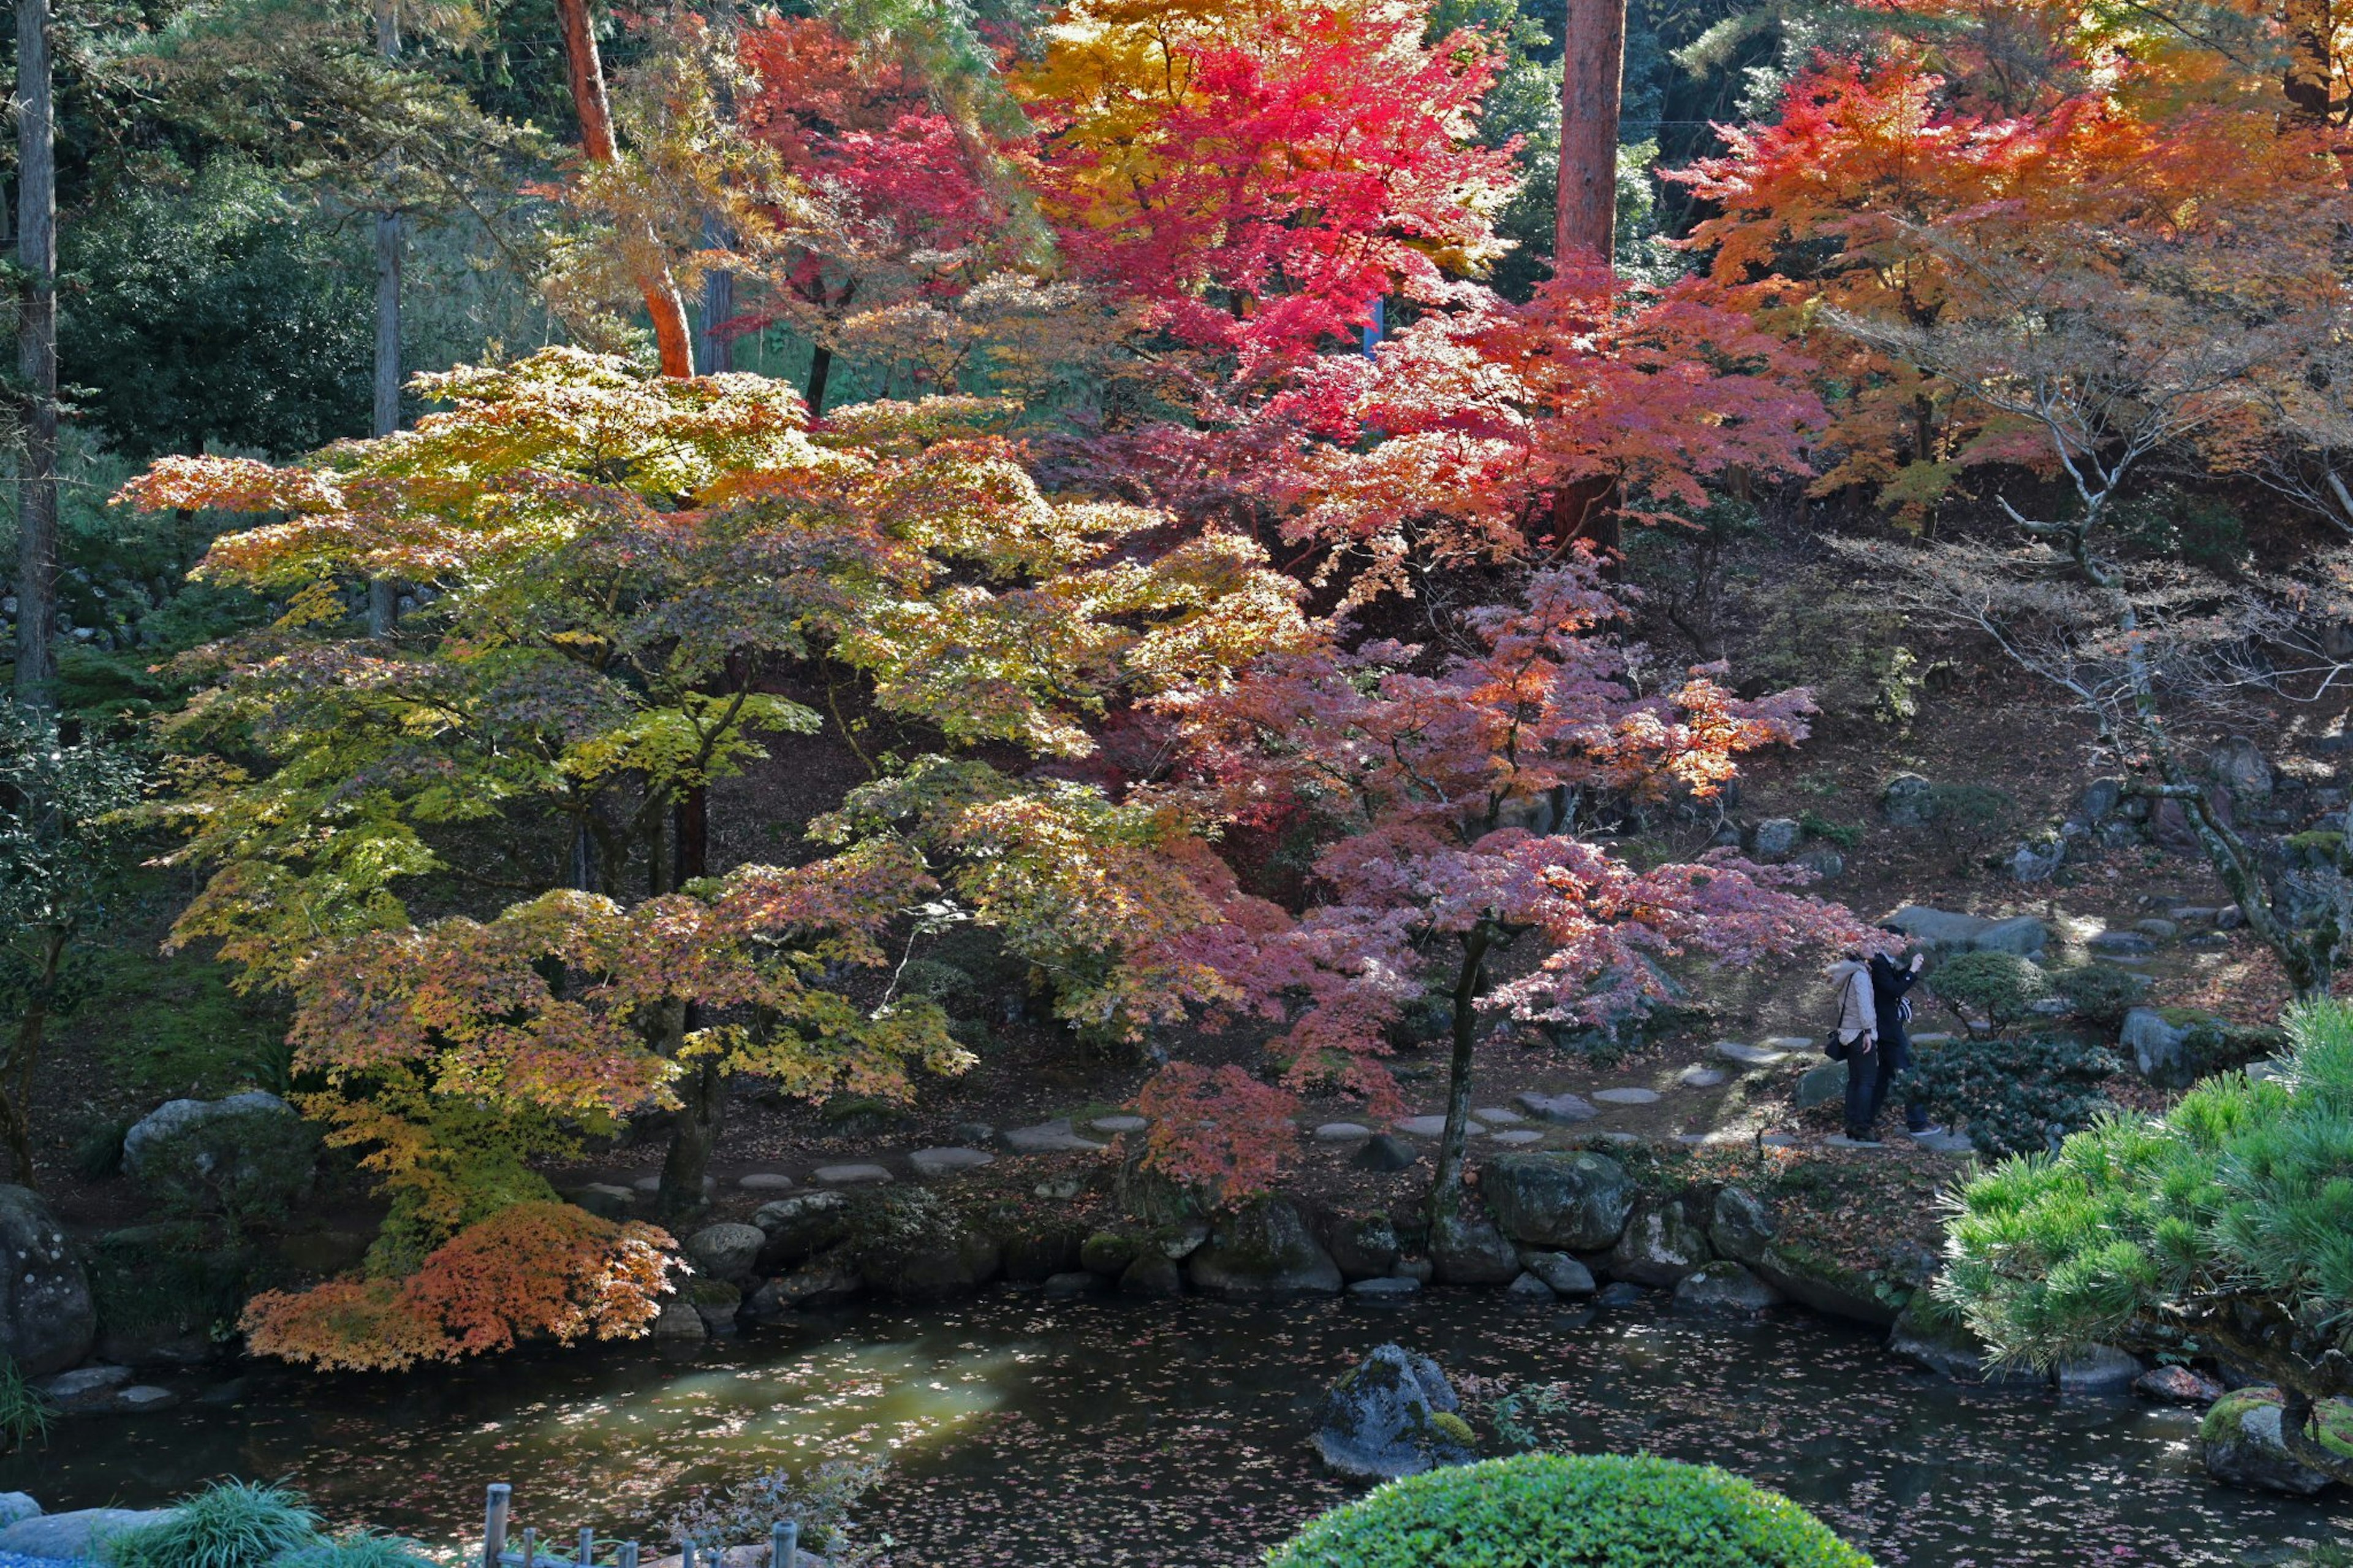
[
  {"x1": 101, "y1": 1481, "x2": 320, "y2": 1568},
  {"x1": 1928, "y1": 952, "x2": 2051, "y2": 1027},
  {"x1": 1901, "y1": 1036, "x2": 2120, "y2": 1158},
  {"x1": 2047, "y1": 964, "x2": 2145, "y2": 1030},
  {"x1": 1264, "y1": 1453, "x2": 1872, "y2": 1567}
]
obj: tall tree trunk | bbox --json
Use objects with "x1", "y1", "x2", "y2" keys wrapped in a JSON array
[
  {"x1": 805, "y1": 344, "x2": 833, "y2": 418},
  {"x1": 696, "y1": 222, "x2": 733, "y2": 376},
  {"x1": 2284, "y1": 0, "x2": 2335, "y2": 123},
  {"x1": 1556, "y1": 0, "x2": 1627, "y2": 267},
  {"x1": 657, "y1": 786, "x2": 716, "y2": 1219},
  {"x1": 367, "y1": 0, "x2": 405, "y2": 638},
  {"x1": 553, "y1": 0, "x2": 696, "y2": 379},
  {"x1": 13, "y1": 0, "x2": 57, "y2": 705},
  {"x1": 1427, "y1": 928, "x2": 1491, "y2": 1230}
]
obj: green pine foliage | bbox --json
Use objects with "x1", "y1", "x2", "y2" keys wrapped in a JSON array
[
  {"x1": 1264, "y1": 1453, "x2": 1872, "y2": 1567},
  {"x1": 1940, "y1": 998, "x2": 2353, "y2": 1423},
  {"x1": 1927, "y1": 952, "x2": 2050, "y2": 1026}
]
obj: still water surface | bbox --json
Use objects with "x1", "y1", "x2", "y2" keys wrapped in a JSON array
[{"x1": 17, "y1": 1292, "x2": 2349, "y2": 1566}]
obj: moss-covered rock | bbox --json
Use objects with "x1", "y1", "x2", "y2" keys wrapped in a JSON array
[
  {"x1": 1480, "y1": 1151, "x2": 1633, "y2": 1251},
  {"x1": 1187, "y1": 1197, "x2": 1342, "y2": 1297},
  {"x1": 1311, "y1": 1343, "x2": 1477, "y2": 1480},
  {"x1": 2200, "y1": 1387, "x2": 2353, "y2": 1496}
]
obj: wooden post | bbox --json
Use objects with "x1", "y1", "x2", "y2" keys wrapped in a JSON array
[
  {"x1": 771, "y1": 1522, "x2": 797, "y2": 1568},
  {"x1": 483, "y1": 1486, "x2": 512, "y2": 1568}
]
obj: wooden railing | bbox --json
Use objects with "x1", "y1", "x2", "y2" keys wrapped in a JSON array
[{"x1": 478, "y1": 1484, "x2": 801, "y2": 1568}]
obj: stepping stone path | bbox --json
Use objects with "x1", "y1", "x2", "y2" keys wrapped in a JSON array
[
  {"x1": 1349, "y1": 1276, "x2": 1421, "y2": 1297},
  {"x1": 1760, "y1": 1037, "x2": 1813, "y2": 1051},
  {"x1": 1678, "y1": 1067, "x2": 1726, "y2": 1088},
  {"x1": 1490, "y1": 1129, "x2": 1545, "y2": 1146},
  {"x1": 1592, "y1": 1087, "x2": 1661, "y2": 1106},
  {"x1": 1759, "y1": 1132, "x2": 1801, "y2": 1148},
  {"x1": 1821, "y1": 1134, "x2": 1884, "y2": 1150},
  {"x1": 737, "y1": 1172, "x2": 795, "y2": 1192},
  {"x1": 1515, "y1": 1091, "x2": 1598, "y2": 1124},
  {"x1": 909, "y1": 1147, "x2": 995, "y2": 1177},
  {"x1": 1313, "y1": 1122, "x2": 1372, "y2": 1141},
  {"x1": 1089, "y1": 1115, "x2": 1148, "y2": 1134},
  {"x1": 813, "y1": 1163, "x2": 894, "y2": 1185},
  {"x1": 2091, "y1": 930, "x2": 2157, "y2": 956},
  {"x1": 1715, "y1": 1041, "x2": 1789, "y2": 1066},
  {"x1": 1474, "y1": 1106, "x2": 1525, "y2": 1125},
  {"x1": 1394, "y1": 1115, "x2": 1484, "y2": 1137},
  {"x1": 1002, "y1": 1119, "x2": 1110, "y2": 1154},
  {"x1": 633, "y1": 1175, "x2": 716, "y2": 1195}
]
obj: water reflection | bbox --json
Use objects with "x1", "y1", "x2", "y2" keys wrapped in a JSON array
[{"x1": 12, "y1": 1294, "x2": 2347, "y2": 1566}]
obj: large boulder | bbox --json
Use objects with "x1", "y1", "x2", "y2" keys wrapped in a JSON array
[
  {"x1": 1672, "y1": 1261, "x2": 1783, "y2": 1316},
  {"x1": 683, "y1": 1222, "x2": 765, "y2": 1283},
  {"x1": 2119, "y1": 1007, "x2": 2222, "y2": 1083},
  {"x1": 1326, "y1": 1214, "x2": 1401, "y2": 1281},
  {"x1": 119, "y1": 1093, "x2": 316, "y2": 1220},
  {"x1": 1750, "y1": 818, "x2": 1803, "y2": 862},
  {"x1": 1708, "y1": 1187, "x2": 1776, "y2": 1268},
  {"x1": 2057, "y1": 1345, "x2": 2144, "y2": 1395},
  {"x1": 1186, "y1": 1197, "x2": 1342, "y2": 1296},
  {"x1": 1971, "y1": 916, "x2": 2050, "y2": 958},
  {"x1": 2208, "y1": 737, "x2": 2275, "y2": 798},
  {"x1": 1888, "y1": 906, "x2": 1991, "y2": 953},
  {"x1": 1518, "y1": 1251, "x2": 1596, "y2": 1296},
  {"x1": 751, "y1": 1191, "x2": 851, "y2": 1271},
  {"x1": 999, "y1": 1226, "x2": 1080, "y2": 1283},
  {"x1": 0, "y1": 1184, "x2": 93, "y2": 1376},
  {"x1": 1605, "y1": 1196, "x2": 1711, "y2": 1288},
  {"x1": 2200, "y1": 1388, "x2": 2353, "y2": 1496},
  {"x1": 1881, "y1": 773, "x2": 1939, "y2": 826},
  {"x1": 1311, "y1": 1344, "x2": 1477, "y2": 1480},
  {"x1": 1481, "y1": 1151, "x2": 1634, "y2": 1251},
  {"x1": 1794, "y1": 1061, "x2": 1846, "y2": 1112},
  {"x1": 1429, "y1": 1213, "x2": 1520, "y2": 1286},
  {"x1": 0, "y1": 1509, "x2": 176, "y2": 1559},
  {"x1": 1750, "y1": 1245, "x2": 1902, "y2": 1327},
  {"x1": 859, "y1": 1232, "x2": 1002, "y2": 1300}
]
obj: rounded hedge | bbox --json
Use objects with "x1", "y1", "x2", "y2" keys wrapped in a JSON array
[{"x1": 1265, "y1": 1453, "x2": 1872, "y2": 1568}]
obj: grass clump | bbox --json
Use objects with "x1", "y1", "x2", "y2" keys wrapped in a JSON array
[
  {"x1": 100, "y1": 1481, "x2": 320, "y2": 1568},
  {"x1": 1266, "y1": 1452, "x2": 1871, "y2": 1567}
]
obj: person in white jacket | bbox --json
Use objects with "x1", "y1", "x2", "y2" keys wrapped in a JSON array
[{"x1": 1825, "y1": 950, "x2": 1881, "y2": 1143}]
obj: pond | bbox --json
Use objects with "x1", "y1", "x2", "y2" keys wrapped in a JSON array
[{"x1": 12, "y1": 1291, "x2": 2347, "y2": 1566}]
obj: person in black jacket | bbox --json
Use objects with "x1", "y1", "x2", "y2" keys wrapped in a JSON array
[{"x1": 1844, "y1": 930, "x2": 1941, "y2": 1143}]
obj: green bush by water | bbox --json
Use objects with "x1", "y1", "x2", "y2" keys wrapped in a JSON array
[
  {"x1": 100, "y1": 1481, "x2": 321, "y2": 1568},
  {"x1": 1263, "y1": 1452, "x2": 1872, "y2": 1567}
]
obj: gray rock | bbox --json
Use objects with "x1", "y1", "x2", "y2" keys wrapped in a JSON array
[
  {"x1": 1118, "y1": 1252, "x2": 1183, "y2": 1297},
  {"x1": 1089, "y1": 1115, "x2": 1147, "y2": 1134},
  {"x1": 1353, "y1": 1135, "x2": 1420, "y2": 1173},
  {"x1": 0, "y1": 1185, "x2": 93, "y2": 1377},
  {"x1": 1595, "y1": 1281, "x2": 1648, "y2": 1309},
  {"x1": 1591, "y1": 1086, "x2": 1659, "y2": 1106},
  {"x1": 2091, "y1": 929, "x2": 2157, "y2": 956},
  {"x1": 751, "y1": 1191, "x2": 851, "y2": 1271},
  {"x1": 1678, "y1": 1067, "x2": 1726, "y2": 1088},
  {"x1": 1672, "y1": 1261, "x2": 1784, "y2": 1315},
  {"x1": 1708, "y1": 1187, "x2": 1777, "y2": 1267},
  {"x1": 737, "y1": 1172, "x2": 795, "y2": 1192},
  {"x1": 36, "y1": 1362, "x2": 131, "y2": 1406},
  {"x1": 1187, "y1": 1197, "x2": 1343, "y2": 1297},
  {"x1": 2120, "y1": 1007, "x2": 2207, "y2": 1082},
  {"x1": 951, "y1": 1121, "x2": 996, "y2": 1146},
  {"x1": 813, "y1": 1163, "x2": 893, "y2": 1186},
  {"x1": 1033, "y1": 1175, "x2": 1088, "y2": 1200},
  {"x1": 1881, "y1": 773, "x2": 1939, "y2": 825},
  {"x1": 0, "y1": 1509, "x2": 175, "y2": 1558},
  {"x1": 0, "y1": 1496, "x2": 36, "y2": 1531},
  {"x1": 2078, "y1": 776, "x2": 2126, "y2": 824},
  {"x1": 1482, "y1": 1151, "x2": 1634, "y2": 1251},
  {"x1": 2201, "y1": 1390, "x2": 2341, "y2": 1495},
  {"x1": 769, "y1": 1256, "x2": 863, "y2": 1309},
  {"x1": 1474, "y1": 1106, "x2": 1525, "y2": 1125},
  {"x1": 1001, "y1": 1119, "x2": 1109, "y2": 1154},
  {"x1": 1327, "y1": 1214, "x2": 1401, "y2": 1281},
  {"x1": 1607, "y1": 1197, "x2": 1713, "y2": 1287},
  {"x1": 1715, "y1": 1042, "x2": 1790, "y2": 1067},
  {"x1": 2134, "y1": 918, "x2": 2180, "y2": 942},
  {"x1": 861, "y1": 1231, "x2": 1002, "y2": 1300},
  {"x1": 907, "y1": 1147, "x2": 995, "y2": 1178},
  {"x1": 1312, "y1": 1122, "x2": 1371, "y2": 1141},
  {"x1": 1518, "y1": 1251, "x2": 1596, "y2": 1296},
  {"x1": 684, "y1": 1222, "x2": 765, "y2": 1282},
  {"x1": 120, "y1": 1091, "x2": 303, "y2": 1183},
  {"x1": 1394, "y1": 1115, "x2": 1482, "y2": 1138},
  {"x1": 117, "y1": 1384, "x2": 178, "y2": 1413},
  {"x1": 653, "y1": 1300, "x2": 707, "y2": 1340},
  {"x1": 2057, "y1": 1344, "x2": 2143, "y2": 1395},
  {"x1": 1430, "y1": 1213, "x2": 1521, "y2": 1286},
  {"x1": 2010, "y1": 838, "x2": 2064, "y2": 883},
  {"x1": 1514, "y1": 1091, "x2": 1598, "y2": 1125},
  {"x1": 1042, "y1": 1270, "x2": 1102, "y2": 1298},
  {"x1": 2209, "y1": 736, "x2": 2275, "y2": 798},
  {"x1": 1506, "y1": 1270, "x2": 1556, "y2": 1299},
  {"x1": 1971, "y1": 916, "x2": 2050, "y2": 957},
  {"x1": 1795, "y1": 1061, "x2": 1847, "y2": 1112},
  {"x1": 1490, "y1": 1129, "x2": 1544, "y2": 1146},
  {"x1": 1797, "y1": 847, "x2": 1846, "y2": 881},
  {"x1": 567, "y1": 1182, "x2": 637, "y2": 1220},
  {"x1": 1889, "y1": 906, "x2": 1991, "y2": 953},
  {"x1": 1751, "y1": 817, "x2": 1803, "y2": 862},
  {"x1": 1349, "y1": 1276, "x2": 1421, "y2": 1298},
  {"x1": 1312, "y1": 1344, "x2": 1476, "y2": 1480}
]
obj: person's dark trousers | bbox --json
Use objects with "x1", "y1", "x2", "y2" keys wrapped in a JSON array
[{"x1": 1846, "y1": 1033, "x2": 1930, "y2": 1138}]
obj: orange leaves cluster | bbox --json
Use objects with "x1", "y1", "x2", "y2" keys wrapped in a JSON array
[{"x1": 241, "y1": 1202, "x2": 677, "y2": 1371}]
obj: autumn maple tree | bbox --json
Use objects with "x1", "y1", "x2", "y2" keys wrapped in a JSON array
[
  {"x1": 120, "y1": 347, "x2": 1304, "y2": 1360},
  {"x1": 1134, "y1": 554, "x2": 1864, "y2": 1227}
]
